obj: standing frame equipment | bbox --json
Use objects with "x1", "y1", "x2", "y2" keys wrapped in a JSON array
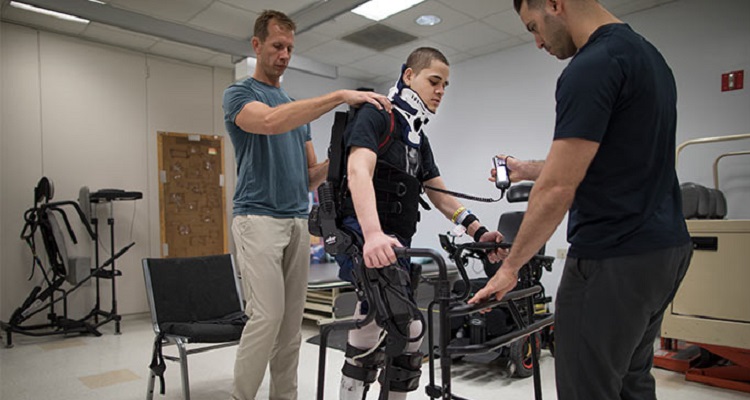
[
  {"x1": 1, "y1": 177, "x2": 138, "y2": 347},
  {"x1": 658, "y1": 133, "x2": 750, "y2": 392}
]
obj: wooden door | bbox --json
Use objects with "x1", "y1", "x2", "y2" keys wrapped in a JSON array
[{"x1": 158, "y1": 132, "x2": 227, "y2": 257}]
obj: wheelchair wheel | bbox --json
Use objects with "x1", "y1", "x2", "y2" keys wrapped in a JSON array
[{"x1": 509, "y1": 333, "x2": 541, "y2": 378}]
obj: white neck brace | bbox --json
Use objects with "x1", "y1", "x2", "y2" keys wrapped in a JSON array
[{"x1": 387, "y1": 65, "x2": 435, "y2": 148}]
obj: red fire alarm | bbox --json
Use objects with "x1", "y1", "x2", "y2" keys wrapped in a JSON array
[{"x1": 721, "y1": 70, "x2": 744, "y2": 92}]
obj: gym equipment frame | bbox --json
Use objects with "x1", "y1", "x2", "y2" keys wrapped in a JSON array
[{"x1": 658, "y1": 133, "x2": 750, "y2": 392}]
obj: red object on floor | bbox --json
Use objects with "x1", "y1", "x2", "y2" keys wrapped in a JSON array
[
  {"x1": 654, "y1": 338, "x2": 700, "y2": 373},
  {"x1": 685, "y1": 344, "x2": 750, "y2": 393}
]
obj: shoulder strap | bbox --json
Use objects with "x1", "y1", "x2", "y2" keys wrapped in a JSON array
[
  {"x1": 376, "y1": 110, "x2": 397, "y2": 156},
  {"x1": 326, "y1": 110, "x2": 351, "y2": 186}
]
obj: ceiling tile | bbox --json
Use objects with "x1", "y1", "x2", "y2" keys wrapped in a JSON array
[
  {"x1": 188, "y1": 2, "x2": 257, "y2": 40},
  {"x1": 381, "y1": 2, "x2": 474, "y2": 37},
  {"x1": 218, "y1": 0, "x2": 317, "y2": 14},
  {"x1": 303, "y1": 39, "x2": 377, "y2": 66},
  {"x1": 0, "y1": 0, "x2": 677, "y2": 76},
  {"x1": 107, "y1": 0, "x2": 212, "y2": 23},
  {"x1": 383, "y1": 39, "x2": 461, "y2": 62},
  {"x1": 2, "y1": 5, "x2": 89, "y2": 35},
  {"x1": 444, "y1": 52, "x2": 473, "y2": 65},
  {"x1": 294, "y1": 31, "x2": 332, "y2": 53},
  {"x1": 430, "y1": 21, "x2": 511, "y2": 53},
  {"x1": 606, "y1": 0, "x2": 675, "y2": 16},
  {"x1": 82, "y1": 22, "x2": 159, "y2": 51},
  {"x1": 338, "y1": 65, "x2": 378, "y2": 82},
  {"x1": 307, "y1": 12, "x2": 373, "y2": 39},
  {"x1": 437, "y1": 0, "x2": 514, "y2": 19},
  {"x1": 464, "y1": 35, "x2": 527, "y2": 57},
  {"x1": 482, "y1": 9, "x2": 528, "y2": 37},
  {"x1": 347, "y1": 54, "x2": 403, "y2": 77},
  {"x1": 149, "y1": 39, "x2": 220, "y2": 64},
  {"x1": 205, "y1": 53, "x2": 235, "y2": 69}
]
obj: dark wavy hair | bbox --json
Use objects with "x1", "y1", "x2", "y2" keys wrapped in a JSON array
[{"x1": 514, "y1": 0, "x2": 545, "y2": 13}]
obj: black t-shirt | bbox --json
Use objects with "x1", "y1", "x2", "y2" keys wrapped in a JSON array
[
  {"x1": 554, "y1": 23, "x2": 689, "y2": 259},
  {"x1": 345, "y1": 103, "x2": 440, "y2": 183}
]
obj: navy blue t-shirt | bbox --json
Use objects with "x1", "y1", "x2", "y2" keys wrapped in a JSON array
[
  {"x1": 345, "y1": 103, "x2": 440, "y2": 184},
  {"x1": 335, "y1": 103, "x2": 440, "y2": 282},
  {"x1": 554, "y1": 23, "x2": 689, "y2": 259}
]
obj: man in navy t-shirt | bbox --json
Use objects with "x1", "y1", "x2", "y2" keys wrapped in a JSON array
[{"x1": 470, "y1": 1, "x2": 692, "y2": 399}]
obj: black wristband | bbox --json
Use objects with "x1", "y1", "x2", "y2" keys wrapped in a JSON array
[
  {"x1": 473, "y1": 226, "x2": 489, "y2": 242},
  {"x1": 460, "y1": 213, "x2": 478, "y2": 228}
]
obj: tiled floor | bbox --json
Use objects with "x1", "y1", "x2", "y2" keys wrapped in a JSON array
[{"x1": 0, "y1": 313, "x2": 746, "y2": 400}]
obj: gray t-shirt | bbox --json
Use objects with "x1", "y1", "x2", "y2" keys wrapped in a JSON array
[{"x1": 223, "y1": 78, "x2": 311, "y2": 218}]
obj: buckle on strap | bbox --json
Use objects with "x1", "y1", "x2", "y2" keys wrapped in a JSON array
[
  {"x1": 376, "y1": 201, "x2": 403, "y2": 215},
  {"x1": 374, "y1": 180, "x2": 408, "y2": 197}
]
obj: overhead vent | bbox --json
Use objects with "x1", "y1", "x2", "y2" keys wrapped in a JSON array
[{"x1": 342, "y1": 24, "x2": 417, "y2": 51}]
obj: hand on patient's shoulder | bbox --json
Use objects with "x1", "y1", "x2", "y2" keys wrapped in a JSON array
[{"x1": 340, "y1": 90, "x2": 392, "y2": 112}]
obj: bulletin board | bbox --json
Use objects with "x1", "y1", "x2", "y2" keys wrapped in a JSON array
[{"x1": 157, "y1": 132, "x2": 227, "y2": 257}]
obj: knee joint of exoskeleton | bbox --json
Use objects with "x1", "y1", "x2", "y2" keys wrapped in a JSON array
[
  {"x1": 379, "y1": 351, "x2": 423, "y2": 392},
  {"x1": 341, "y1": 344, "x2": 386, "y2": 384}
]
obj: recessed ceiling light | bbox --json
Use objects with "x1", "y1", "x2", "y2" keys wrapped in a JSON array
[
  {"x1": 9, "y1": 1, "x2": 89, "y2": 23},
  {"x1": 351, "y1": 0, "x2": 425, "y2": 22},
  {"x1": 415, "y1": 14, "x2": 441, "y2": 26}
]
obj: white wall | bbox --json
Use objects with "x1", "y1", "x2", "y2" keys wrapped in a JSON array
[
  {"x1": 2, "y1": 24, "x2": 46, "y2": 323},
  {"x1": 399, "y1": 0, "x2": 750, "y2": 298},
  {"x1": 0, "y1": 22, "x2": 368, "y2": 320}
]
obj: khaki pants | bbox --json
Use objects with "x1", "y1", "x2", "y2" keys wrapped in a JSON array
[{"x1": 231, "y1": 215, "x2": 310, "y2": 400}]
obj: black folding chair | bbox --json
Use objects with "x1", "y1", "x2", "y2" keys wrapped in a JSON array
[{"x1": 142, "y1": 254, "x2": 246, "y2": 400}]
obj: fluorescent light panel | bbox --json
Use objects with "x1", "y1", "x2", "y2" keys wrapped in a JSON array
[
  {"x1": 351, "y1": 0, "x2": 425, "y2": 22},
  {"x1": 9, "y1": 1, "x2": 90, "y2": 23}
]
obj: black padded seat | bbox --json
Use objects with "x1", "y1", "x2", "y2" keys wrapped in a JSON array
[{"x1": 143, "y1": 254, "x2": 246, "y2": 400}]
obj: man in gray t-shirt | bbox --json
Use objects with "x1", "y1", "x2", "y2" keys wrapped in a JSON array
[{"x1": 222, "y1": 10, "x2": 390, "y2": 400}]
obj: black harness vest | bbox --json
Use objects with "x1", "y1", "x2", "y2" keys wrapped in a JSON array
[{"x1": 341, "y1": 112, "x2": 424, "y2": 242}]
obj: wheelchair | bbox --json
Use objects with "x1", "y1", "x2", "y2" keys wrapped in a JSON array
[{"x1": 439, "y1": 182, "x2": 556, "y2": 379}]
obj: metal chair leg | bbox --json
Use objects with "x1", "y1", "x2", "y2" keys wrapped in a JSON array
[{"x1": 176, "y1": 338, "x2": 191, "y2": 400}]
